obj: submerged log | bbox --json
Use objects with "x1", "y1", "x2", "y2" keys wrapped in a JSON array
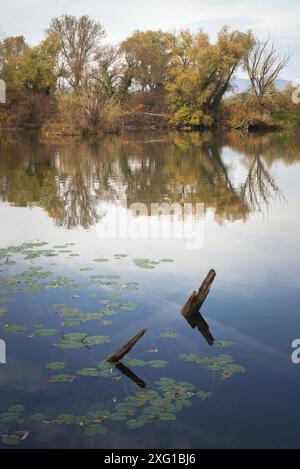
[
  {"x1": 181, "y1": 269, "x2": 216, "y2": 319},
  {"x1": 107, "y1": 329, "x2": 147, "y2": 363},
  {"x1": 115, "y1": 362, "x2": 146, "y2": 388}
]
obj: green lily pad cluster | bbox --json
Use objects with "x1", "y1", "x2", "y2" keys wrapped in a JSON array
[
  {"x1": 179, "y1": 353, "x2": 245, "y2": 380},
  {"x1": 26, "y1": 377, "x2": 211, "y2": 438},
  {"x1": 33, "y1": 324, "x2": 57, "y2": 337},
  {"x1": 55, "y1": 332, "x2": 110, "y2": 350},
  {"x1": 76, "y1": 361, "x2": 119, "y2": 379},
  {"x1": 0, "y1": 405, "x2": 27, "y2": 446},
  {"x1": 125, "y1": 358, "x2": 169, "y2": 369},
  {"x1": 53, "y1": 300, "x2": 137, "y2": 328},
  {"x1": 133, "y1": 258, "x2": 174, "y2": 269}
]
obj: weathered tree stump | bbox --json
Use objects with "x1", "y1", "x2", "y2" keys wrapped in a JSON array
[{"x1": 107, "y1": 329, "x2": 147, "y2": 363}]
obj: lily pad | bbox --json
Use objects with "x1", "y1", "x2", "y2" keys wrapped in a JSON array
[
  {"x1": 46, "y1": 362, "x2": 66, "y2": 370},
  {"x1": 196, "y1": 391, "x2": 213, "y2": 400},
  {"x1": 3, "y1": 324, "x2": 27, "y2": 333},
  {"x1": 133, "y1": 258, "x2": 160, "y2": 269},
  {"x1": 76, "y1": 368, "x2": 99, "y2": 377},
  {"x1": 48, "y1": 374, "x2": 76, "y2": 383},
  {"x1": 119, "y1": 302, "x2": 138, "y2": 311},
  {"x1": 160, "y1": 331, "x2": 178, "y2": 339},
  {"x1": 215, "y1": 340, "x2": 234, "y2": 348},
  {"x1": 0, "y1": 306, "x2": 8, "y2": 317},
  {"x1": 147, "y1": 360, "x2": 168, "y2": 368}
]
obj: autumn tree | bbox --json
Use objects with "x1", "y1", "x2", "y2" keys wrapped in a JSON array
[
  {"x1": 46, "y1": 15, "x2": 105, "y2": 93},
  {"x1": 13, "y1": 35, "x2": 60, "y2": 94},
  {"x1": 93, "y1": 44, "x2": 122, "y2": 98},
  {"x1": 120, "y1": 30, "x2": 172, "y2": 92},
  {"x1": 0, "y1": 36, "x2": 28, "y2": 86},
  {"x1": 166, "y1": 27, "x2": 254, "y2": 128}
]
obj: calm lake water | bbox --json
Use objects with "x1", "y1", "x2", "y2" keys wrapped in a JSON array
[{"x1": 0, "y1": 130, "x2": 300, "y2": 448}]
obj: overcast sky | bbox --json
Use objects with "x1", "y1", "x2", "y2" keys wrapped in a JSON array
[{"x1": 0, "y1": 0, "x2": 299, "y2": 79}]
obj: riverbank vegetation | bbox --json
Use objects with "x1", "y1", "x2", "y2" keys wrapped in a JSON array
[{"x1": 0, "y1": 15, "x2": 298, "y2": 134}]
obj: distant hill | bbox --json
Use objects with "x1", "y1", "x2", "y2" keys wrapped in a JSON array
[{"x1": 229, "y1": 77, "x2": 291, "y2": 95}]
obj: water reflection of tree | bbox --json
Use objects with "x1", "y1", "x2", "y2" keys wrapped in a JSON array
[
  {"x1": 241, "y1": 154, "x2": 283, "y2": 213},
  {"x1": 0, "y1": 130, "x2": 299, "y2": 228}
]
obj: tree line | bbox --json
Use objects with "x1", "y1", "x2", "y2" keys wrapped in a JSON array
[{"x1": 0, "y1": 15, "x2": 297, "y2": 133}]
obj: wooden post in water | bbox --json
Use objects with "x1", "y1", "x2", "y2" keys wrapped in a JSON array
[
  {"x1": 107, "y1": 329, "x2": 147, "y2": 363},
  {"x1": 181, "y1": 269, "x2": 216, "y2": 345},
  {"x1": 181, "y1": 269, "x2": 216, "y2": 319}
]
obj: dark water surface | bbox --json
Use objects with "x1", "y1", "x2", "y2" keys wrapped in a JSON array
[{"x1": 0, "y1": 130, "x2": 300, "y2": 448}]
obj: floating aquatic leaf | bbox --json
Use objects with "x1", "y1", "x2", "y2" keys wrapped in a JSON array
[
  {"x1": 0, "y1": 405, "x2": 24, "y2": 423},
  {"x1": 159, "y1": 259, "x2": 174, "y2": 263},
  {"x1": 160, "y1": 331, "x2": 178, "y2": 339},
  {"x1": 215, "y1": 340, "x2": 234, "y2": 348},
  {"x1": 159, "y1": 413, "x2": 176, "y2": 421},
  {"x1": 52, "y1": 414, "x2": 76, "y2": 425},
  {"x1": 126, "y1": 419, "x2": 145, "y2": 429},
  {"x1": 55, "y1": 333, "x2": 110, "y2": 350},
  {"x1": 76, "y1": 368, "x2": 99, "y2": 377},
  {"x1": 179, "y1": 352, "x2": 244, "y2": 380},
  {"x1": 46, "y1": 362, "x2": 66, "y2": 370},
  {"x1": 126, "y1": 359, "x2": 146, "y2": 367},
  {"x1": 34, "y1": 325, "x2": 57, "y2": 337},
  {"x1": 221, "y1": 364, "x2": 245, "y2": 380},
  {"x1": 84, "y1": 424, "x2": 108, "y2": 437},
  {"x1": 179, "y1": 353, "x2": 199, "y2": 362},
  {"x1": 147, "y1": 360, "x2": 168, "y2": 368},
  {"x1": 103, "y1": 320, "x2": 112, "y2": 326},
  {"x1": 0, "y1": 306, "x2": 8, "y2": 316},
  {"x1": 119, "y1": 302, "x2": 138, "y2": 311},
  {"x1": 30, "y1": 413, "x2": 47, "y2": 422},
  {"x1": 133, "y1": 258, "x2": 160, "y2": 269},
  {"x1": 3, "y1": 324, "x2": 27, "y2": 333},
  {"x1": 0, "y1": 296, "x2": 16, "y2": 303},
  {"x1": 114, "y1": 253, "x2": 128, "y2": 258},
  {"x1": 94, "y1": 258, "x2": 109, "y2": 262},
  {"x1": 48, "y1": 374, "x2": 76, "y2": 383},
  {"x1": 118, "y1": 282, "x2": 139, "y2": 291},
  {"x1": 79, "y1": 267, "x2": 93, "y2": 272},
  {"x1": 55, "y1": 333, "x2": 87, "y2": 350},
  {"x1": 196, "y1": 391, "x2": 213, "y2": 400},
  {"x1": 109, "y1": 413, "x2": 127, "y2": 422},
  {"x1": 1, "y1": 435, "x2": 22, "y2": 445},
  {"x1": 84, "y1": 335, "x2": 111, "y2": 346}
]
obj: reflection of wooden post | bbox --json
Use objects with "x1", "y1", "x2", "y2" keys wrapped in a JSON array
[
  {"x1": 181, "y1": 269, "x2": 216, "y2": 318},
  {"x1": 115, "y1": 363, "x2": 146, "y2": 388},
  {"x1": 107, "y1": 329, "x2": 147, "y2": 363}
]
